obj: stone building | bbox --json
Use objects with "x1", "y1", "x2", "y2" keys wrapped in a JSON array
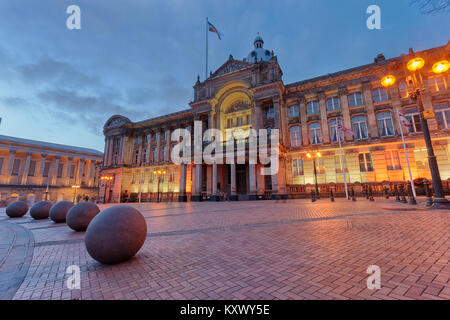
[
  {"x1": 0, "y1": 135, "x2": 103, "y2": 206},
  {"x1": 101, "y1": 35, "x2": 450, "y2": 202}
]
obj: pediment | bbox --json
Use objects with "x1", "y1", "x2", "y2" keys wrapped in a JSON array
[{"x1": 210, "y1": 58, "x2": 254, "y2": 79}]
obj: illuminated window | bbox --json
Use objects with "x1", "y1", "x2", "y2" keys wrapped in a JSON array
[
  {"x1": 372, "y1": 88, "x2": 389, "y2": 103},
  {"x1": 352, "y1": 116, "x2": 368, "y2": 140},
  {"x1": 316, "y1": 158, "x2": 325, "y2": 174},
  {"x1": 428, "y1": 76, "x2": 447, "y2": 92},
  {"x1": 327, "y1": 97, "x2": 340, "y2": 111},
  {"x1": 414, "y1": 149, "x2": 428, "y2": 170},
  {"x1": 398, "y1": 81, "x2": 409, "y2": 98},
  {"x1": 335, "y1": 154, "x2": 349, "y2": 173},
  {"x1": 348, "y1": 92, "x2": 363, "y2": 108},
  {"x1": 329, "y1": 119, "x2": 343, "y2": 143},
  {"x1": 309, "y1": 123, "x2": 321, "y2": 145},
  {"x1": 359, "y1": 153, "x2": 374, "y2": 172},
  {"x1": 290, "y1": 126, "x2": 302, "y2": 147},
  {"x1": 292, "y1": 159, "x2": 304, "y2": 177},
  {"x1": 385, "y1": 150, "x2": 402, "y2": 170},
  {"x1": 435, "y1": 103, "x2": 450, "y2": 130},
  {"x1": 377, "y1": 112, "x2": 394, "y2": 137},
  {"x1": 289, "y1": 105, "x2": 299, "y2": 118},
  {"x1": 0, "y1": 158, "x2": 3, "y2": 173},
  {"x1": 307, "y1": 101, "x2": 319, "y2": 114}
]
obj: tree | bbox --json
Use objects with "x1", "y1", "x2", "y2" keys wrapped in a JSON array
[{"x1": 411, "y1": 0, "x2": 450, "y2": 14}]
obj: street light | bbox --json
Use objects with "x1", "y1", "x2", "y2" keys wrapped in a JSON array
[
  {"x1": 381, "y1": 55, "x2": 449, "y2": 209},
  {"x1": 307, "y1": 151, "x2": 322, "y2": 199},
  {"x1": 100, "y1": 175, "x2": 114, "y2": 203},
  {"x1": 71, "y1": 185, "x2": 80, "y2": 203},
  {"x1": 153, "y1": 169, "x2": 167, "y2": 203}
]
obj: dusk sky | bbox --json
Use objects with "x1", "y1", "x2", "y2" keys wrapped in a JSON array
[{"x1": 0, "y1": 0, "x2": 448, "y2": 152}]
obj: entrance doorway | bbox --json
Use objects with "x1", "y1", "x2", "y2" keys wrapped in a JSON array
[{"x1": 236, "y1": 164, "x2": 247, "y2": 194}]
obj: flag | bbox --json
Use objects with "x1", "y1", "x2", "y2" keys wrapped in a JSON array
[
  {"x1": 399, "y1": 112, "x2": 412, "y2": 128},
  {"x1": 337, "y1": 123, "x2": 354, "y2": 136},
  {"x1": 208, "y1": 21, "x2": 223, "y2": 40}
]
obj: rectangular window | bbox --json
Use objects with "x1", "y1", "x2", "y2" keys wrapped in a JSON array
[
  {"x1": 372, "y1": 88, "x2": 389, "y2": 103},
  {"x1": 359, "y1": 153, "x2": 374, "y2": 172},
  {"x1": 348, "y1": 92, "x2": 363, "y2": 108},
  {"x1": 12, "y1": 159, "x2": 21, "y2": 176},
  {"x1": 428, "y1": 76, "x2": 447, "y2": 92},
  {"x1": 112, "y1": 137, "x2": 120, "y2": 165},
  {"x1": 153, "y1": 148, "x2": 158, "y2": 162},
  {"x1": 335, "y1": 155, "x2": 348, "y2": 173},
  {"x1": 327, "y1": 97, "x2": 340, "y2": 111},
  {"x1": 316, "y1": 158, "x2": 325, "y2": 174},
  {"x1": 309, "y1": 123, "x2": 321, "y2": 145},
  {"x1": 237, "y1": 116, "x2": 244, "y2": 127},
  {"x1": 352, "y1": 116, "x2": 368, "y2": 140},
  {"x1": 28, "y1": 160, "x2": 37, "y2": 177},
  {"x1": 404, "y1": 110, "x2": 422, "y2": 133},
  {"x1": 42, "y1": 161, "x2": 50, "y2": 177},
  {"x1": 0, "y1": 158, "x2": 3, "y2": 173},
  {"x1": 266, "y1": 106, "x2": 275, "y2": 119},
  {"x1": 398, "y1": 81, "x2": 409, "y2": 98},
  {"x1": 69, "y1": 164, "x2": 76, "y2": 179},
  {"x1": 435, "y1": 103, "x2": 450, "y2": 130},
  {"x1": 246, "y1": 114, "x2": 251, "y2": 125},
  {"x1": 414, "y1": 149, "x2": 428, "y2": 170},
  {"x1": 377, "y1": 112, "x2": 395, "y2": 137},
  {"x1": 56, "y1": 163, "x2": 63, "y2": 178},
  {"x1": 290, "y1": 126, "x2": 302, "y2": 147},
  {"x1": 288, "y1": 105, "x2": 299, "y2": 118},
  {"x1": 163, "y1": 146, "x2": 168, "y2": 162},
  {"x1": 292, "y1": 159, "x2": 304, "y2": 177},
  {"x1": 385, "y1": 150, "x2": 402, "y2": 170},
  {"x1": 307, "y1": 101, "x2": 319, "y2": 114},
  {"x1": 329, "y1": 119, "x2": 343, "y2": 143}
]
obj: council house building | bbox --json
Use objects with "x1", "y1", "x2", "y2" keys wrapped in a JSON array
[{"x1": 100, "y1": 35, "x2": 450, "y2": 203}]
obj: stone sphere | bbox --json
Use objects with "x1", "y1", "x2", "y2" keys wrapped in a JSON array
[
  {"x1": 85, "y1": 205, "x2": 147, "y2": 264},
  {"x1": 66, "y1": 202, "x2": 100, "y2": 232},
  {"x1": 49, "y1": 201, "x2": 74, "y2": 223},
  {"x1": 29, "y1": 201, "x2": 52, "y2": 219},
  {"x1": 6, "y1": 201, "x2": 28, "y2": 218}
]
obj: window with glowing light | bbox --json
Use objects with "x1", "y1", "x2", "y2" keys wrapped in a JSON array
[
  {"x1": 428, "y1": 76, "x2": 447, "y2": 92},
  {"x1": 292, "y1": 158, "x2": 304, "y2": 177},
  {"x1": 398, "y1": 81, "x2": 409, "y2": 99},
  {"x1": 385, "y1": 150, "x2": 402, "y2": 170},
  {"x1": 335, "y1": 154, "x2": 349, "y2": 173},
  {"x1": 359, "y1": 153, "x2": 374, "y2": 172}
]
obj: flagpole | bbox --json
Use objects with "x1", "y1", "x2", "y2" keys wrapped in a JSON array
[
  {"x1": 338, "y1": 130, "x2": 349, "y2": 199},
  {"x1": 206, "y1": 17, "x2": 208, "y2": 80},
  {"x1": 396, "y1": 108, "x2": 416, "y2": 198}
]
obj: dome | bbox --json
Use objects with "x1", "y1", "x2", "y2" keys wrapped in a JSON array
[{"x1": 244, "y1": 33, "x2": 273, "y2": 63}]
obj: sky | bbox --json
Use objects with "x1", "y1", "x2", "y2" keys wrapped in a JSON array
[{"x1": 0, "y1": 0, "x2": 448, "y2": 152}]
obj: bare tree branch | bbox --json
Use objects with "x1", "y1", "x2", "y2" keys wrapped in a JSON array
[{"x1": 410, "y1": 0, "x2": 450, "y2": 14}]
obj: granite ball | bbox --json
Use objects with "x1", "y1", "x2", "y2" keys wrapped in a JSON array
[
  {"x1": 6, "y1": 201, "x2": 28, "y2": 218},
  {"x1": 85, "y1": 205, "x2": 147, "y2": 264},
  {"x1": 49, "y1": 201, "x2": 74, "y2": 223},
  {"x1": 29, "y1": 201, "x2": 52, "y2": 219},
  {"x1": 66, "y1": 202, "x2": 100, "y2": 232}
]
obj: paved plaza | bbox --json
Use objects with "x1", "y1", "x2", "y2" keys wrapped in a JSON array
[{"x1": 0, "y1": 198, "x2": 450, "y2": 300}]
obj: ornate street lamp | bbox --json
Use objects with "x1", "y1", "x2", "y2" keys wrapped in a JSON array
[
  {"x1": 153, "y1": 169, "x2": 167, "y2": 203},
  {"x1": 307, "y1": 151, "x2": 322, "y2": 200},
  {"x1": 381, "y1": 55, "x2": 449, "y2": 209}
]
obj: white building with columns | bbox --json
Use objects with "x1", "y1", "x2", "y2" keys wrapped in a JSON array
[{"x1": 0, "y1": 135, "x2": 103, "y2": 206}]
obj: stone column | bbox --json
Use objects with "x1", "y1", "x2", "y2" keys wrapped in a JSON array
[
  {"x1": 65, "y1": 157, "x2": 73, "y2": 185},
  {"x1": 6, "y1": 149, "x2": 16, "y2": 184},
  {"x1": 362, "y1": 82, "x2": 379, "y2": 138},
  {"x1": 388, "y1": 85, "x2": 402, "y2": 135},
  {"x1": 166, "y1": 129, "x2": 171, "y2": 162},
  {"x1": 39, "y1": 154, "x2": 47, "y2": 185},
  {"x1": 249, "y1": 163, "x2": 257, "y2": 200},
  {"x1": 146, "y1": 133, "x2": 152, "y2": 165},
  {"x1": 88, "y1": 160, "x2": 95, "y2": 187},
  {"x1": 299, "y1": 96, "x2": 309, "y2": 146},
  {"x1": 230, "y1": 163, "x2": 237, "y2": 201},
  {"x1": 52, "y1": 157, "x2": 60, "y2": 185},
  {"x1": 119, "y1": 136, "x2": 127, "y2": 164},
  {"x1": 192, "y1": 163, "x2": 202, "y2": 202},
  {"x1": 271, "y1": 171, "x2": 279, "y2": 200},
  {"x1": 211, "y1": 161, "x2": 218, "y2": 201},
  {"x1": 77, "y1": 159, "x2": 85, "y2": 185},
  {"x1": 318, "y1": 91, "x2": 330, "y2": 144},
  {"x1": 178, "y1": 163, "x2": 187, "y2": 202},
  {"x1": 338, "y1": 87, "x2": 352, "y2": 141},
  {"x1": 273, "y1": 97, "x2": 281, "y2": 131},
  {"x1": 137, "y1": 137, "x2": 143, "y2": 166},
  {"x1": 280, "y1": 100, "x2": 289, "y2": 145},
  {"x1": 156, "y1": 131, "x2": 161, "y2": 163},
  {"x1": 20, "y1": 152, "x2": 32, "y2": 185}
]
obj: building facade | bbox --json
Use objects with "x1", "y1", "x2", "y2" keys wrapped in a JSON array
[
  {"x1": 101, "y1": 36, "x2": 450, "y2": 202},
  {"x1": 0, "y1": 135, "x2": 103, "y2": 206}
]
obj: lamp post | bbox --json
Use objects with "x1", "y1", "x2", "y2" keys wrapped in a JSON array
[
  {"x1": 307, "y1": 151, "x2": 322, "y2": 200},
  {"x1": 381, "y1": 57, "x2": 450, "y2": 209},
  {"x1": 153, "y1": 169, "x2": 166, "y2": 203},
  {"x1": 71, "y1": 185, "x2": 80, "y2": 203},
  {"x1": 100, "y1": 175, "x2": 113, "y2": 203}
]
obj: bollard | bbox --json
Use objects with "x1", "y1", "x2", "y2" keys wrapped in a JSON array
[
  {"x1": 395, "y1": 185, "x2": 400, "y2": 202},
  {"x1": 311, "y1": 190, "x2": 316, "y2": 203},
  {"x1": 369, "y1": 185, "x2": 374, "y2": 201},
  {"x1": 351, "y1": 187, "x2": 356, "y2": 201},
  {"x1": 407, "y1": 183, "x2": 417, "y2": 205},
  {"x1": 384, "y1": 186, "x2": 389, "y2": 199},
  {"x1": 424, "y1": 179, "x2": 433, "y2": 207},
  {"x1": 330, "y1": 188, "x2": 335, "y2": 202}
]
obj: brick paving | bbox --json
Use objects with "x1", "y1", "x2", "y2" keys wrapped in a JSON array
[{"x1": 0, "y1": 198, "x2": 449, "y2": 300}]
